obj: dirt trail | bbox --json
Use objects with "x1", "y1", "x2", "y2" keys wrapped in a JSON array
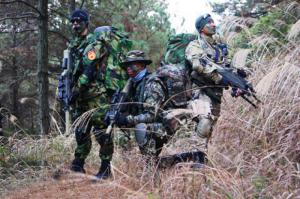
[
  {"x1": 3, "y1": 158, "x2": 163, "y2": 199},
  {"x1": 4, "y1": 168, "x2": 140, "y2": 199}
]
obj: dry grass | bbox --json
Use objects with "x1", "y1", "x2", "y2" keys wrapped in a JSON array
[
  {"x1": 288, "y1": 19, "x2": 300, "y2": 40},
  {"x1": 232, "y1": 48, "x2": 252, "y2": 69},
  {"x1": 213, "y1": 42, "x2": 300, "y2": 198},
  {"x1": 2, "y1": 40, "x2": 300, "y2": 198}
]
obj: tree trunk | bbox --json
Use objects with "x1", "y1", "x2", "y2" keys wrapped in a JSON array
[
  {"x1": 69, "y1": 0, "x2": 76, "y2": 16},
  {"x1": 10, "y1": 28, "x2": 19, "y2": 118},
  {"x1": 37, "y1": 0, "x2": 49, "y2": 136}
]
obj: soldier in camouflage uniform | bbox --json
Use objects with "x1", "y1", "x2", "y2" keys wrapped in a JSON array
[
  {"x1": 114, "y1": 50, "x2": 199, "y2": 162},
  {"x1": 112, "y1": 50, "x2": 170, "y2": 157},
  {"x1": 65, "y1": 9, "x2": 128, "y2": 179},
  {"x1": 185, "y1": 14, "x2": 233, "y2": 152}
]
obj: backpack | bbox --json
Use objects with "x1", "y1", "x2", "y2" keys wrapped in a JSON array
[
  {"x1": 94, "y1": 27, "x2": 133, "y2": 90},
  {"x1": 150, "y1": 64, "x2": 192, "y2": 108},
  {"x1": 163, "y1": 33, "x2": 197, "y2": 65}
]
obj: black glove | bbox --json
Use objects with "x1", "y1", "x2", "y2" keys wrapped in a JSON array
[
  {"x1": 115, "y1": 113, "x2": 129, "y2": 126},
  {"x1": 237, "y1": 69, "x2": 248, "y2": 78}
]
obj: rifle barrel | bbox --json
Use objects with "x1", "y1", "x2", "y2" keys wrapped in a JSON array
[{"x1": 241, "y1": 95, "x2": 258, "y2": 108}]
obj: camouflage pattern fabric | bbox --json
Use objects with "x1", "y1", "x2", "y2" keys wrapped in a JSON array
[
  {"x1": 185, "y1": 34, "x2": 226, "y2": 83},
  {"x1": 185, "y1": 34, "x2": 228, "y2": 150},
  {"x1": 121, "y1": 72, "x2": 167, "y2": 156},
  {"x1": 125, "y1": 67, "x2": 192, "y2": 156},
  {"x1": 156, "y1": 64, "x2": 192, "y2": 108},
  {"x1": 69, "y1": 30, "x2": 129, "y2": 162},
  {"x1": 126, "y1": 72, "x2": 165, "y2": 125},
  {"x1": 163, "y1": 33, "x2": 197, "y2": 65}
]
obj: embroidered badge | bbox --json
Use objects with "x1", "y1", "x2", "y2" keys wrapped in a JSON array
[{"x1": 87, "y1": 50, "x2": 96, "y2": 60}]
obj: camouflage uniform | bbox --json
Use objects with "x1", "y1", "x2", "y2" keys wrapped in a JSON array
[
  {"x1": 119, "y1": 51, "x2": 190, "y2": 157},
  {"x1": 70, "y1": 30, "x2": 128, "y2": 164},
  {"x1": 125, "y1": 72, "x2": 169, "y2": 156},
  {"x1": 185, "y1": 33, "x2": 229, "y2": 151}
]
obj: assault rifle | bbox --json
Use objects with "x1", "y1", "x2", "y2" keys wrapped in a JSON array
[
  {"x1": 105, "y1": 79, "x2": 132, "y2": 135},
  {"x1": 158, "y1": 150, "x2": 206, "y2": 169},
  {"x1": 58, "y1": 49, "x2": 74, "y2": 133},
  {"x1": 194, "y1": 57, "x2": 261, "y2": 108}
]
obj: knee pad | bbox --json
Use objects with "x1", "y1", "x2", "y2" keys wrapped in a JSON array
[
  {"x1": 195, "y1": 117, "x2": 213, "y2": 138},
  {"x1": 134, "y1": 123, "x2": 148, "y2": 147}
]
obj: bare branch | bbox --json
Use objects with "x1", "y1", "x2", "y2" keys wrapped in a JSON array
[
  {"x1": 49, "y1": 7, "x2": 69, "y2": 20},
  {"x1": 80, "y1": 0, "x2": 85, "y2": 9},
  {"x1": 0, "y1": 29, "x2": 36, "y2": 34},
  {"x1": 48, "y1": 30, "x2": 69, "y2": 42},
  {"x1": 0, "y1": 0, "x2": 42, "y2": 16},
  {"x1": 0, "y1": 14, "x2": 37, "y2": 22}
]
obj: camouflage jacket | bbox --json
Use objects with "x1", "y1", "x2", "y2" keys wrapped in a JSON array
[
  {"x1": 185, "y1": 34, "x2": 230, "y2": 103},
  {"x1": 185, "y1": 34, "x2": 231, "y2": 82},
  {"x1": 126, "y1": 71, "x2": 166, "y2": 125},
  {"x1": 69, "y1": 31, "x2": 128, "y2": 101}
]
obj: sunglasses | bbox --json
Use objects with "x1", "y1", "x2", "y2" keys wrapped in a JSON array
[
  {"x1": 70, "y1": 17, "x2": 82, "y2": 23},
  {"x1": 127, "y1": 63, "x2": 139, "y2": 70}
]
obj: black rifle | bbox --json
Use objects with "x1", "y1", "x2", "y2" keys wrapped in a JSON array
[
  {"x1": 195, "y1": 57, "x2": 261, "y2": 108},
  {"x1": 58, "y1": 49, "x2": 74, "y2": 133},
  {"x1": 105, "y1": 79, "x2": 132, "y2": 135},
  {"x1": 158, "y1": 150, "x2": 206, "y2": 169},
  {"x1": 58, "y1": 49, "x2": 74, "y2": 110}
]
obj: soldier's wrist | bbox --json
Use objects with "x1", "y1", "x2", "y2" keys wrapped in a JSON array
[{"x1": 126, "y1": 115, "x2": 134, "y2": 125}]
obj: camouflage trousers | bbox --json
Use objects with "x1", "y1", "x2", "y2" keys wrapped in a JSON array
[
  {"x1": 134, "y1": 123, "x2": 169, "y2": 157},
  {"x1": 72, "y1": 95, "x2": 113, "y2": 161},
  {"x1": 188, "y1": 89, "x2": 221, "y2": 152},
  {"x1": 162, "y1": 90, "x2": 221, "y2": 153}
]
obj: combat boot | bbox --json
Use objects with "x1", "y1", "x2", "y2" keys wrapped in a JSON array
[
  {"x1": 70, "y1": 158, "x2": 86, "y2": 173},
  {"x1": 191, "y1": 151, "x2": 206, "y2": 169},
  {"x1": 94, "y1": 160, "x2": 112, "y2": 180}
]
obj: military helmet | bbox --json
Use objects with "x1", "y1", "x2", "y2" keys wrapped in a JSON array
[
  {"x1": 120, "y1": 50, "x2": 152, "y2": 67},
  {"x1": 195, "y1": 13, "x2": 212, "y2": 31},
  {"x1": 70, "y1": 9, "x2": 89, "y2": 23}
]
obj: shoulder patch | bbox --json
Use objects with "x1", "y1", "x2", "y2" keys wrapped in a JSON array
[{"x1": 87, "y1": 50, "x2": 96, "y2": 60}]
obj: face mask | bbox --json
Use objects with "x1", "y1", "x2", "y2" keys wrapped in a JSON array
[
  {"x1": 133, "y1": 69, "x2": 147, "y2": 82},
  {"x1": 71, "y1": 19, "x2": 87, "y2": 35}
]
